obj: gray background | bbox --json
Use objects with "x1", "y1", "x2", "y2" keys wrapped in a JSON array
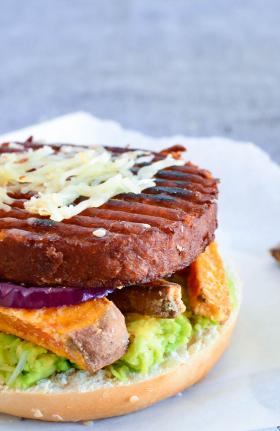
[{"x1": 0, "y1": 0, "x2": 279, "y2": 163}]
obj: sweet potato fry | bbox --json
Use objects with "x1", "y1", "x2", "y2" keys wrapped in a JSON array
[
  {"x1": 188, "y1": 242, "x2": 231, "y2": 323},
  {"x1": 0, "y1": 299, "x2": 128, "y2": 372}
]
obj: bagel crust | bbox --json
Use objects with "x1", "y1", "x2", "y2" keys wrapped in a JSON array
[{"x1": 0, "y1": 306, "x2": 239, "y2": 422}]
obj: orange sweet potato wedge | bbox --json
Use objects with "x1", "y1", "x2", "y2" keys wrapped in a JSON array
[
  {"x1": 0, "y1": 298, "x2": 128, "y2": 372},
  {"x1": 188, "y1": 242, "x2": 231, "y2": 323}
]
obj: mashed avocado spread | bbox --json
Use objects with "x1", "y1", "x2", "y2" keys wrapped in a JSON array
[
  {"x1": 0, "y1": 278, "x2": 236, "y2": 389},
  {"x1": 0, "y1": 313, "x2": 212, "y2": 388},
  {"x1": 109, "y1": 313, "x2": 192, "y2": 380},
  {"x1": 0, "y1": 333, "x2": 71, "y2": 389}
]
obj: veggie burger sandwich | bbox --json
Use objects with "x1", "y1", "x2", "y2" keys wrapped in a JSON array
[{"x1": 0, "y1": 139, "x2": 239, "y2": 422}]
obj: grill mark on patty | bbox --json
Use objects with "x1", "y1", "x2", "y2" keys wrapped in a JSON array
[
  {"x1": 154, "y1": 178, "x2": 216, "y2": 195},
  {"x1": 1, "y1": 204, "x2": 182, "y2": 235},
  {"x1": 103, "y1": 199, "x2": 188, "y2": 221},
  {"x1": 144, "y1": 186, "x2": 213, "y2": 204},
  {"x1": 117, "y1": 192, "x2": 208, "y2": 216},
  {"x1": 0, "y1": 216, "x2": 177, "y2": 237}
]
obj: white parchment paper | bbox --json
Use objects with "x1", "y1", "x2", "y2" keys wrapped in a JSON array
[{"x1": 0, "y1": 112, "x2": 279, "y2": 431}]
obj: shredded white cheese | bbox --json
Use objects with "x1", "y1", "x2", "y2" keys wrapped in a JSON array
[
  {"x1": 0, "y1": 145, "x2": 184, "y2": 221},
  {"x1": 6, "y1": 350, "x2": 28, "y2": 386}
]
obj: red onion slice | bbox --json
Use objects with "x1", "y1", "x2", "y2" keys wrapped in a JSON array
[{"x1": 0, "y1": 282, "x2": 115, "y2": 309}]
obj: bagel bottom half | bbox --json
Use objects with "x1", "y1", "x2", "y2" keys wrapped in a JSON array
[{"x1": 0, "y1": 297, "x2": 239, "y2": 423}]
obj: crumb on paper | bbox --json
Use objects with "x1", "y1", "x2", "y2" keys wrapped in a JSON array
[{"x1": 82, "y1": 420, "x2": 94, "y2": 426}]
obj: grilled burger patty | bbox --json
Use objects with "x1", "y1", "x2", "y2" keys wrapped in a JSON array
[{"x1": 0, "y1": 141, "x2": 218, "y2": 289}]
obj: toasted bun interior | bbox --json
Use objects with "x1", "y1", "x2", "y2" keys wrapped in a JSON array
[{"x1": 0, "y1": 298, "x2": 239, "y2": 422}]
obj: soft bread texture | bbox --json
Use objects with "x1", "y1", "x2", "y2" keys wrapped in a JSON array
[{"x1": 0, "y1": 302, "x2": 239, "y2": 422}]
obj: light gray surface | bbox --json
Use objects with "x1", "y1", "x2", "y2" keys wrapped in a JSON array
[{"x1": 0, "y1": 0, "x2": 279, "y2": 163}]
